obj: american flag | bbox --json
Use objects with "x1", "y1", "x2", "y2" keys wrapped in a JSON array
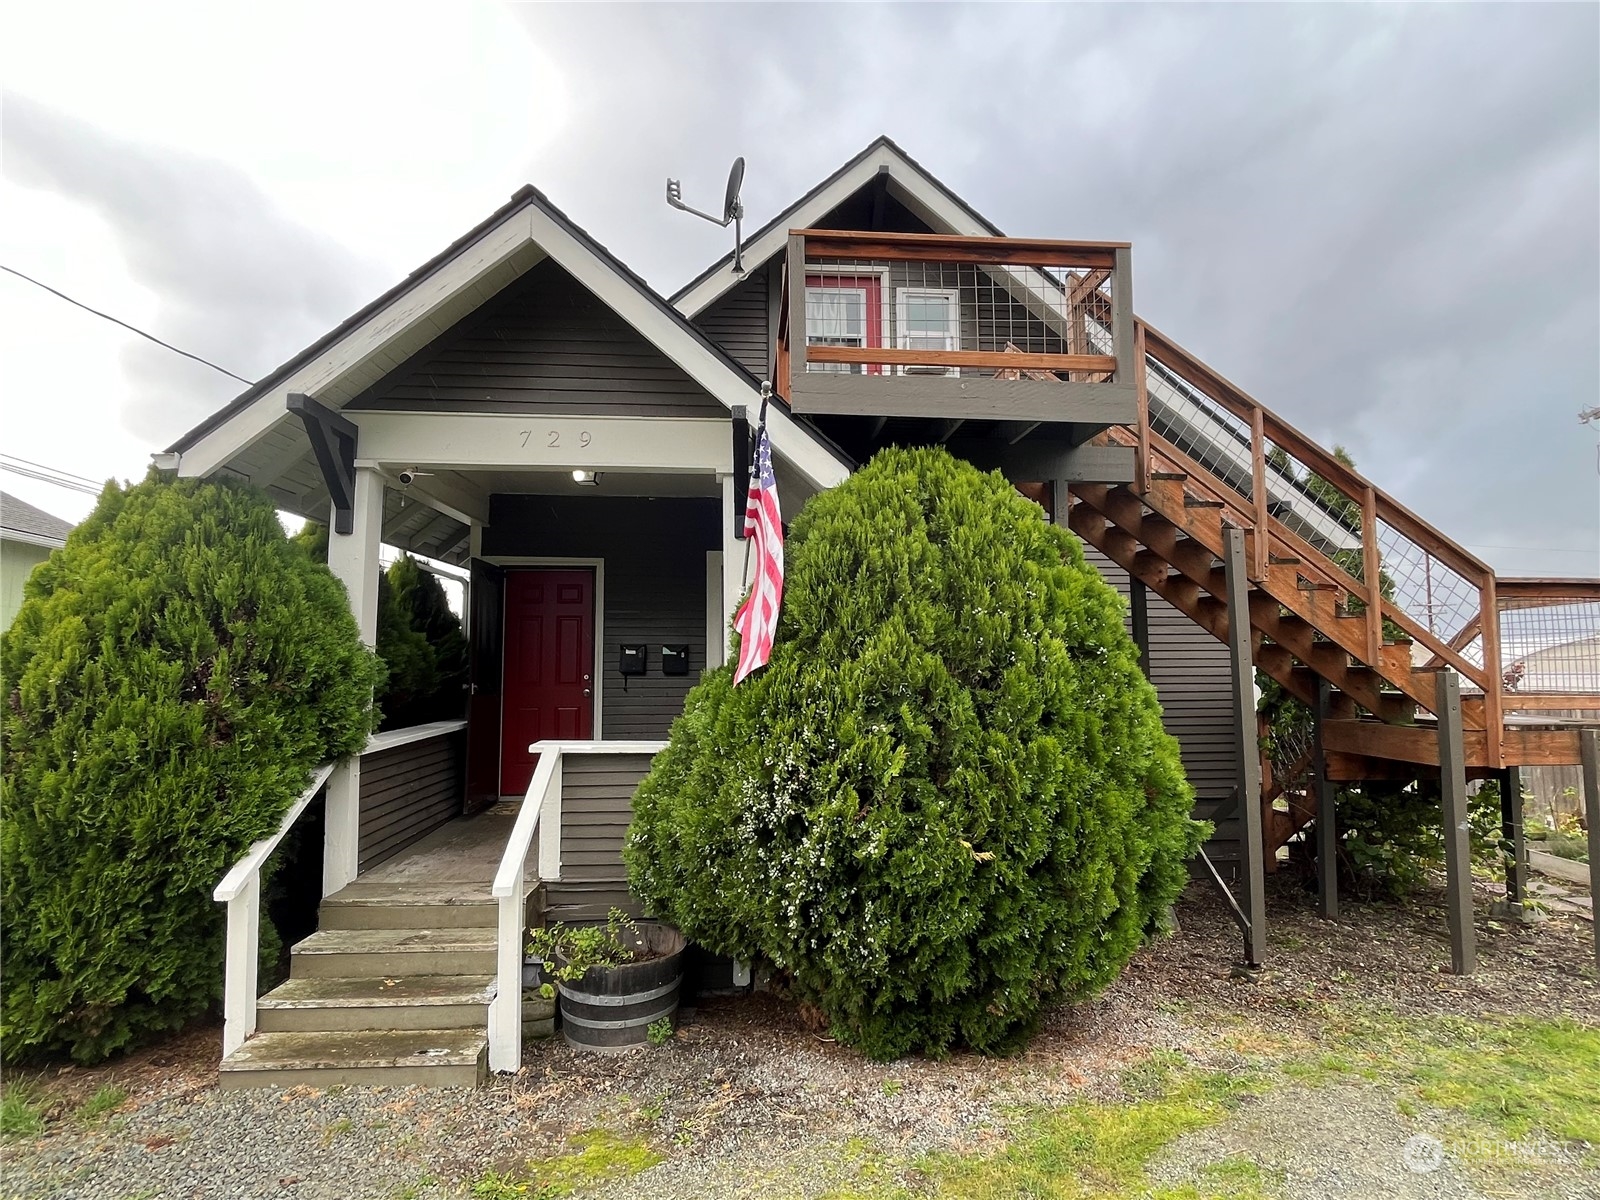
[{"x1": 732, "y1": 424, "x2": 783, "y2": 684}]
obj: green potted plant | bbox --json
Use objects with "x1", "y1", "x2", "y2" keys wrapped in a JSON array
[{"x1": 527, "y1": 909, "x2": 686, "y2": 1053}]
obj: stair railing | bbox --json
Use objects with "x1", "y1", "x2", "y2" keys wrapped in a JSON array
[
  {"x1": 213, "y1": 719, "x2": 468, "y2": 1059},
  {"x1": 213, "y1": 762, "x2": 336, "y2": 1057},
  {"x1": 487, "y1": 743, "x2": 564, "y2": 1074},
  {"x1": 1134, "y1": 321, "x2": 1504, "y2": 763}
]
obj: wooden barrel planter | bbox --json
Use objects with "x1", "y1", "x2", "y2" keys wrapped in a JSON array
[{"x1": 554, "y1": 922, "x2": 686, "y2": 1053}]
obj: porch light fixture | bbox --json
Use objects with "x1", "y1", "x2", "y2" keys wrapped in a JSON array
[{"x1": 572, "y1": 469, "x2": 602, "y2": 486}]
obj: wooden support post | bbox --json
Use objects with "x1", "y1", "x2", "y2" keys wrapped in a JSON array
[
  {"x1": 1582, "y1": 730, "x2": 1600, "y2": 975},
  {"x1": 1132, "y1": 321, "x2": 1150, "y2": 496},
  {"x1": 1312, "y1": 677, "x2": 1339, "y2": 920},
  {"x1": 324, "y1": 465, "x2": 382, "y2": 897},
  {"x1": 1223, "y1": 526, "x2": 1267, "y2": 966},
  {"x1": 1359, "y1": 488, "x2": 1382, "y2": 669},
  {"x1": 1129, "y1": 578, "x2": 1151, "y2": 677},
  {"x1": 1436, "y1": 670, "x2": 1475, "y2": 975},
  {"x1": 1249, "y1": 407, "x2": 1268, "y2": 582},
  {"x1": 1500, "y1": 766, "x2": 1527, "y2": 910}
]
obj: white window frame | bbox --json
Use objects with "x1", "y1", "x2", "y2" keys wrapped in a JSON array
[
  {"x1": 804, "y1": 283, "x2": 869, "y2": 374},
  {"x1": 894, "y1": 287, "x2": 962, "y2": 377}
]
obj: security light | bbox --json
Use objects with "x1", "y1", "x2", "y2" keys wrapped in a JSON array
[{"x1": 572, "y1": 469, "x2": 601, "y2": 486}]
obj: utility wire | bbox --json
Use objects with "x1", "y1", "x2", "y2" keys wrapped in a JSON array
[
  {"x1": 0, "y1": 455, "x2": 104, "y2": 496},
  {"x1": 0, "y1": 263, "x2": 254, "y2": 385}
]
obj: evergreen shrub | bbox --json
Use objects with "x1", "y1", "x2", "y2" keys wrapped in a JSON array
[
  {"x1": 1, "y1": 474, "x2": 381, "y2": 1062},
  {"x1": 625, "y1": 447, "x2": 1205, "y2": 1059}
]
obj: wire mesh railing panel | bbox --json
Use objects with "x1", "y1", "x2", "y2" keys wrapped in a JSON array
[
  {"x1": 1374, "y1": 517, "x2": 1483, "y2": 649},
  {"x1": 797, "y1": 255, "x2": 1121, "y2": 379},
  {"x1": 1142, "y1": 354, "x2": 1255, "y2": 510},
  {"x1": 1499, "y1": 601, "x2": 1600, "y2": 697},
  {"x1": 1255, "y1": 432, "x2": 1366, "y2": 591}
]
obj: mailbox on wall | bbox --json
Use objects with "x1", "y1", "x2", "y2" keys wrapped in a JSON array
[
  {"x1": 620, "y1": 644, "x2": 648, "y2": 676},
  {"x1": 662, "y1": 644, "x2": 690, "y2": 676}
]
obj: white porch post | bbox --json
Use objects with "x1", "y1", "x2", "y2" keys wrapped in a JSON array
[
  {"x1": 719, "y1": 471, "x2": 745, "y2": 649},
  {"x1": 323, "y1": 466, "x2": 383, "y2": 897}
]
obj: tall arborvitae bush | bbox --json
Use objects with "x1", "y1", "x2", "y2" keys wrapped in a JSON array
[
  {"x1": 1, "y1": 474, "x2": 381, "y2": 1062},
  {"x1": 625, "y1": 447, "x2": 1204, "y2": 1060},
  {"x1": 384, "y1": 555, "x2": 467, "y2": 728}
]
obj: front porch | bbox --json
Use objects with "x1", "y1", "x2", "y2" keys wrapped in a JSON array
[{"x1": 218, "y1": 738, "x2": 667, "y2": 1088}]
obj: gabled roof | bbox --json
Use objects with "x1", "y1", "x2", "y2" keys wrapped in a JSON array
[
  {"x1": 1, "y1": 491, "x2": 74, "y2": 548},
  {"x1": 167, "y1": 184, "x2": 850, "y2": 492},
  {"x1": 672, "y1": 136, "x2": 1006, "y2": 319}
]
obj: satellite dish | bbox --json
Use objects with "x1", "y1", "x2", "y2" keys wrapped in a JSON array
[
  {"x1": 722, "y1": 157, "x2": 745, "y2": 224},
  {"x1": 666, "y1": 156, "x2": 748, "y2": 276}
]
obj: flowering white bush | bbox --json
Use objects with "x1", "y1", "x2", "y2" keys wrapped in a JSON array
[{"x1": 625, "y1": 447, "x2": 1203, "y2": 1059}]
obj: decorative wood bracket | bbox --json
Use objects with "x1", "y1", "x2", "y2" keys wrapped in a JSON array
[{"x1": 287, "y1": 394, "x2": 359, "y2": 535}]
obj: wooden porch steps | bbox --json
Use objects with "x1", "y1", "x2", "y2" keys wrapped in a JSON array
[
  {"x1": 219, "y1": 880, "x2": 495, "y2": 1088},
  {"x1": 218, "y1": 1027, "x2": 486, "y2": 1090}
]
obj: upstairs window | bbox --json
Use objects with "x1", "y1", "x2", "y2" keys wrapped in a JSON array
[
  {"x1": 805, "y1": 275, "x2": 883, "y2": 374},
  {"x1": 895, "y1": 288, "x2": 960, "y2": 376}
]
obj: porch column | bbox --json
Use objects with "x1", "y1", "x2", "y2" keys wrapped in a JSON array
[
  {"x1": 719, "y1": 471, "x2": 745, "y2": 654},
  {"x1": 323, "y1": 466, "x2": 384, "y2": 896},
  {"x1": 1436, "y1": 669, "x2": 1475, "y2": 974},
  {"x1": 1223, "y1": 525, "x2": 1267, "y2": 967}
]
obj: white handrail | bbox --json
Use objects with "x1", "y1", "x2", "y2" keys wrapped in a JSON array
[
  {"x1": 487, "y1": 745, "x2": 563, "y2": 1073},
  {"x1": 215, "y1": 763, "x2": 336, "y2": 904},
  {"x1": 212, "y1": 722, "x2": 463, "y2": 1058}
]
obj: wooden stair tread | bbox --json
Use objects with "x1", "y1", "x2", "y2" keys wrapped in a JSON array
[
  {"x1": 291, "y1": 928, "x2": 496, "y2": 956},
  {"x1": 220, "y1": 1028, "x2": 486, "y2": 1073},
  {"x1": 257, "y1": 975, "x2": 495, "y2": 1011}
]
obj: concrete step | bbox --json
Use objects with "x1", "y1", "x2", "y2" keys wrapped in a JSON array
[
  {"x1": 218, "y1": 1028, "x2": 486, "y2": 1090},
  {"x1": 256, "y1": 974, "x2": 494, "y2": 1032},
  {"x1": 289, "y1": 928, "x2": 496, "y2": 979},
  {"x1": 319, "y1": 883, "x2": 497, "y2": 930}
]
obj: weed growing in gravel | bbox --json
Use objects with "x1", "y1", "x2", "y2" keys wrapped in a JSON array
[
  {"x1": 522, "y1": 1129, "x2": 663, "y2": 1196},
  {"x1": 819, "y1": 1051, "x2": 1271, "y2": 1199},
  {"x1": 880, "y1": 1078, "x2": 904, "y2": 1098},
  {"x1": 646, "y1": 1017, "x2": 674, "y2": 1047},
  {"x1": 1290, "y1": 1009, "x2": 1600, "y2": 1145},
  {"x1": 74, "y1": 1084, "x2": 127, "y2": 1125},
  {"x1": 0, "y1": 1082, "x2": 46, "y2": 1137}
]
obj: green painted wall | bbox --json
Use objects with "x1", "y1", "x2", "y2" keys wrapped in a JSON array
[{"x1": 2, "y1": 539, "x2": 53, "y2": 630}]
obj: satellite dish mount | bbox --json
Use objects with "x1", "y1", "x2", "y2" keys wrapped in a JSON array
[{"x1": 667, "y1": 156, "x2": 747, "y2": 276}]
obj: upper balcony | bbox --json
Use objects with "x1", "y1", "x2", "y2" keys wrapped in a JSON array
[{"x1": 775, "y1": 228, "x2": 1137, "y2": 437}]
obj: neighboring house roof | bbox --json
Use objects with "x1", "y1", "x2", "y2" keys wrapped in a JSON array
[
  {"x1": 672, "y1": 136, "x2": 1005, "y2": 320},
  {"x1": 0, "y1": 491, "x2": 74, "y2": 549},
  {"x1": 166, "y1": 183, "x2": 850, "y2": 494}
]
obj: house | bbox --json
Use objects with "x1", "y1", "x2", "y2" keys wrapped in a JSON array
[
  {"x1": 1, "y1": 491, "x2": 74, "y2": 628},
  {"x1": 166, "y1": 137, "x2": 1599, "y2": 1087}
]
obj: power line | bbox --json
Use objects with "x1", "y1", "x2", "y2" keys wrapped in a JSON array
[
  {"x1": 0, "y1": 455, "x2": 104, "y2": 496},
  {"x1": 0, "y1": 263, "x2": 254, "y2": 385}
]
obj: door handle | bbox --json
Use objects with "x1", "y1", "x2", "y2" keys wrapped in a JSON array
[{"x1": 583, "y1": 688, "x2": 592, "y2": 697}]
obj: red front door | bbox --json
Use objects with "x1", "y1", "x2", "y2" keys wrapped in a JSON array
[{"x1": 500, "y1": 569, "x2": 595, "y2": 797}]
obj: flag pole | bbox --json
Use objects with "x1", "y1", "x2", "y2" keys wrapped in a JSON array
[{"x1": 739, "y1": 381, "x2": 773, "y2": 595}]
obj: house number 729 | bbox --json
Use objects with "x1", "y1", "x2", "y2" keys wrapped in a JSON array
[{"x1": 518, "y1": 429, "x2": 592, "y2": 449}]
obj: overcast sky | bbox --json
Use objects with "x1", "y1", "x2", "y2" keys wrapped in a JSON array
[{"x1": 1, "y1": 2, "x2": 1596, "y2": 576}]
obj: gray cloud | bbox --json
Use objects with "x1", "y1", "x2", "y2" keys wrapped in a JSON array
[
  {"x1": 2, "y1": 93, "x2": 391, "y2": 446},
  {"x1": 510, "y1": 2, "x2": 1599, "y2": 577}
]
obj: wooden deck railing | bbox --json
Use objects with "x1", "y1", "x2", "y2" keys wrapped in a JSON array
[
  {"x1": 1129, "y1": 321, "x2": 1506, "y2": 762},
  {"x1": 777, "y1": 228, "x2": 1136, "y2": 421},
  {"x1": 1448, "y1": 578, "x2": 1600, "y2": 713}
]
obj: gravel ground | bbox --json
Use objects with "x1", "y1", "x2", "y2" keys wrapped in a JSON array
[{"x1": 3, "y1": 877, "x2": 1596, "y2": 1200}]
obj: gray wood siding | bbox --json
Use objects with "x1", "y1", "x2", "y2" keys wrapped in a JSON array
[
  {"x1": 347, "y1": 260, "x2": 724, "y2": 417},
  {"x1": 358, "y1": 731, "x2": 466, "y2": 871},
  {"x1": 1079, "y1": 544, "x2": 1241, "y2": 871},
  {"x1": 547, "y1": 752, "x2": 655, "y2": 921},
  {"x1": 484, "y1": 495, "x2": 718, "y2": 741},
  {"x1": 693, "y1": 265, "x2": 770, "y2": 378}
]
